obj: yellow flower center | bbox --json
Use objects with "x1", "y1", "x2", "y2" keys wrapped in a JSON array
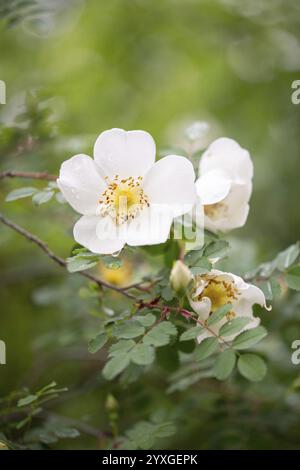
[
  {"x1": 99, "y1": 175, "x2": 149, "y2": 225},
  {"x1": 194, "y1": 275, "x2": 238, "y2": 315}
]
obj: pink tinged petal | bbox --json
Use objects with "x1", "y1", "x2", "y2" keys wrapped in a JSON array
[
  {"x1": 125, "y1": 205, "x2": 174, "y2": 246},
  {"x1": 57, "y1": 154, "x2": 106, "y2": 215},
  {"x1": 93, "y1": 128, "x2": 156, "y2": 179},
  {"x1": 200, "y1": 137, "x2": 253, "y2": 183},
  {"x1": 142, "y1": 155, "x2": 196, "y2": 217},
  {"x1": 73, "y1": 215, "x2": 125, "y2": 255},
  {"x1": 195, "y1": 169, "x2": 231, "y2": 205}
]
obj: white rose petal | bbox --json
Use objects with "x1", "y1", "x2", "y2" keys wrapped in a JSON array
[
  {"x1": 73, "y1": 215, "x2": 125, "y2": 255},
  {"x1": 93, "y1": 128, "x2": 156, "y2": 179},
  {"x1": 142, "y1": 155, "x2": 197, "y2": 217},
  {"x1": 57, "y1": 154, "x2": 106, "y2": 215},
  {"x1": 200, "y1": 137, "x2": 253, "y2": 183}
]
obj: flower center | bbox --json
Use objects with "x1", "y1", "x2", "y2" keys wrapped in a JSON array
[
  {"x1": 194, "y1": 275, "x2": 238, "y2": 314},
  {"x1": 99, "y1": 175, "x2": 149, "y2": 224},
  {"x1": 204, "y1": 202, "x2": 226, "y2": 220}
]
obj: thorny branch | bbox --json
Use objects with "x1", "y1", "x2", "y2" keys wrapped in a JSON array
[
  {"x1": 138, "y1": 299, "x2": 232, "y2": 347},
  {"x1": 0, "y1": 213, "x2": 135, "y2": 300},
  {"x1": 0, "y1": 212, "x2": 229, "y2": 345},
  {"x1": 0, "y1": 170, "x2": 57, "y2": 181}
]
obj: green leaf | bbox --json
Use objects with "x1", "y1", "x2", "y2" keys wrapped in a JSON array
[
  {"x1": 219, "y1": 317, "x2": 251, "y2": 337},
  {"x1": 158, "y1": 321, "x2": 177, "y2": 336},
  {"x1": 207, "y1": 303, "x2": 232, "y2": 326},
  {"x1": 259, "y1": 277, "x2": 281, "y2": 300},
  {"x1": 88, "y1": 332, "x2": 108, "y2": 354},
  {"x1": 190, "y1": 257, "x2": 212, "y2": 275},
  {"x1": 55, "y1": 428, "x2": 80, "y2": 439},
  {"x1": 204, "y1": 240, "x2": 230, "y2": 259},
  {"x1": 101, "y1": 255, "x2": 122, "y2": 270},
  {"x1": 275, "y1": 243, "x2": 299, "y2": 271},
  {"x1": 124, "y1": 420, "x2": 176, "y2": 450},
  {"x1": 237, "y1": 353, "x2": 267, "y2": 382},
  {"x1": 180, "y1": 325, "x2": 203, "y2": 341},
  {"x1": 33, "y1": 430, "x2": 58, "y2": 444},
  {"x1": 130, "y1": 344, "x2": 155, "y2": 365},
  {"x1": 135, "y1": 313, "x2": 156, "y2": 327},
  {"x1": 154, "y1": 422, "x2": 176, "y2": 438},
  {"x1": 6, "y1": 187, "x2": 37, "y2": 202},
  {"x1": 17, "y1": 394, "x2": 38, "y2": 407},
  {"x1": 66, "y1": 255, "x2": 99, "y2": 273},
  {"x1": 213, "y1": 349, "x2": 236, "y2": 380},
  {"x1": 194, "y1": 337, "x2": 219, "y2": 361},
  {"x1": 72, "y1": 247, "x2": 90, "y2": 255},
  {"x1": 103, "y1": 355, "x2": 130, "y2": 380},
  {"x1": 108, "y1": 339, "x2": 135, "y2": 357},
  {"x1": 161, "y1": 286, "x2": 174, "y2": 301},
  {"x1": 285, "y1": 266, "x2": 300, "y2": 291},
  {"x1": 143, "y1": 322, "x2": 176, "y2": 347},
  {"x1": 259, "y1": 280, "x2": 274, "y2": 300},
  {"x1": 143, "y1": 328, "x2": 170, "y2": 347},
  {"x1": 232, "y1": 326, "x2": 268, "y2": 350},
  {"x1": 126, "y1": 422, "x2": 155, "y2": 449},
  {"x1": 269, "y1": 277, "x2": 281, "y2": 298},
  {"x1": 184, "y1": 247, "x2": 204, "y2": 267},
  {"x1": 32, "y1": 190, "x2": 54, "y2": 205},
  {"x1": 113, "y1": 321, "x2": 145, "y2": 339}
]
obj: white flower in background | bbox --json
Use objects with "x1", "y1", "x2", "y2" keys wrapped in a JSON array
[
  {"x1": 195, "y1": 138, "x2": 253, "y2": 232},
  {"x1": 58, "y1": 128, "x2": 196, "y2": 254},
  {"x1": 188, "y1": 269, "x2": 269, "y2": 343}
]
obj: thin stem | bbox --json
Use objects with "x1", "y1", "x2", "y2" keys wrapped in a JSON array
[
  {"x1": 122, "y1": 278, "x2": 161, "y2": 292},
  {"x1": 138, "y1": 300, "x2": 231, "y2": 347},
  {"x1": 180, "y1": 308, "x2": 232, "y2": 348},
  {"x1": 0, "y1": 213, "x2": 135, "y2": 300},
  {"x1": 0, "y1": 170, "x2": 57, "y2": 181}
]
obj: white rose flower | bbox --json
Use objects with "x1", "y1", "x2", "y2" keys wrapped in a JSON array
[
  {"x1": 195, "y1": 138, "x2": 253, "y2": 232},
  {"x1": 188, "y1": 269, "x2": 269, "y2": 344},
  {"x1": 58, "y1": 128, "x2": 196, "y2": 254}
]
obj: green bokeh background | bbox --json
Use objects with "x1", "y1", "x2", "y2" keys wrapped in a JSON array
[{"x1": 1, "y1": 0, "x2": 300, "y2": 449}]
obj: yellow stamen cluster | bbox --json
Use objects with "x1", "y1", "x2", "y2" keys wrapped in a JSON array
[
  {"x1": 99, "y1": 175, "x2": 149, "y2": 225},
  {"x1": 193, "y1": 274, "x2": 238, "y2": 318}
]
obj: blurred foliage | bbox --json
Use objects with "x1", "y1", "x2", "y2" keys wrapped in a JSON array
[{"x1": 1, "y1": 0, "x2": 300, "y2": 450}]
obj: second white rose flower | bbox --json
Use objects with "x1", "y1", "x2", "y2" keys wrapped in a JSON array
[{"x1": 195, "y1": 137, "x2": 253, "y2": 232}]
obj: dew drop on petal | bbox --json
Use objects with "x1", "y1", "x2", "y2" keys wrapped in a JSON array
[{"x1": 111, "y1": 250, "x2": 122, "y2": 257}]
